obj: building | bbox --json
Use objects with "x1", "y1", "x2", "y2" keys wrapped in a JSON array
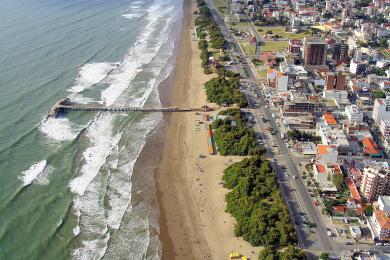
[
  {"x1": 318, "y1": 126, "x2": 350, "y2": 155},
  {"x1": 368, "y1": 196, "x2": 390, "y2": 241},
  {"x1": 325, "y1": 71, "x2": 346, "y2": 91},
  {"x1": 350, "y1": 226, "x2": 362, "y2": 239},
  {"x1": 350, "y1": 59, "x2": 367, "y2": 75},
  {"x1": 380, "y1": 119, "x2": 390, "y2": 138},
  {"x1": 361, "y1": 165, "x2": 390, "y2": 202},
  {"x1": 332, "y1": 42, "x2": 349, "y2": 63},
  {"x1": 323, "y1": 112, "x2": 338, "y2": 127},
  {"x1": 373, "y1": 97, "x2": 390, "y2": 124},
  {"x1": 303, "y1": 38, "x2": 327, "y2": 66},
  {"x1": 317, "y1": 144, "x2": 338, "y2": 165},
  {"x1": 276, "y1": 73, "x2": 288, "y2": 92},
  {"x1": 288, "y1": 39, "x2": 302, "y2": 57},
  {"x1": 313, "y1": 163, "x2": 341, "y2": 191},
  {"x1": 345, "y1": 105, "x2": 364, "y2": 124},
  {"x1": 362, "y1": 138, "x2": 383, "y2": 158}
]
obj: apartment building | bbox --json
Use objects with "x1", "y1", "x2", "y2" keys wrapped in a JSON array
[
  {"x1": 345, "y1": 105, "x2": 364, "y2": 125},
  {"x1": 361, "y1": 165, "x2": 390, "y2": 202}
]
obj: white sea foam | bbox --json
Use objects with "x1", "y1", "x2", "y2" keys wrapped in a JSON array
[
  {"x1": 19, "y1": 160, "x2": 47, "y2": 186},
  {"x1": 33, "y1": 165, "x2": 54, "y2": 185},
  {"x1": 71, "y1": 0, "x2": 181, "y2": 257},
  {"x1": 68, "y1": 63, "x2": 117, "y2": 93},
  {"x1": 122, "y1": 13, "x2": 144, "y2": 19},
  {"x1": 101, "y1": 4, "x2": 176, "y2": 107},
  {"x1": 69, "y1": 93, "x2": 95, "y2": 105},
  {"x1": 40, "y1": 117, "x2": 79, "y2": 142},
  {"x1": 69, "y1": 113, "x2": 122, "y2": 196}
]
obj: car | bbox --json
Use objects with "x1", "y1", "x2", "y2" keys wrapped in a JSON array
[{"x1": 376, "y1": 242, "x2": 383, "y2": 246}]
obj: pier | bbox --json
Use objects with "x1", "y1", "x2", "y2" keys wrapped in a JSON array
[{"x1": 47, "y1": 98, "x2": 214, "y2": 118}]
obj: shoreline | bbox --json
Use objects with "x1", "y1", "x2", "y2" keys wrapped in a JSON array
[{"x1": 153, "y1": 0, "x2": 261, "y2": 258}]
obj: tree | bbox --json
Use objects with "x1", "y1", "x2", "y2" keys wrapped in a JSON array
[
  {"x1": 320, "y1": 252, "x2": 329, "y2": 260},
  {"x1": 278, "y1": 245, "x2": 306, "y2": 260},
  {"x1": 259, "y1": 246, "x2": 278, "y2": 260},
  {"x1": 364, "y1": 205, "x2": 374, "y2": 216},
  {"x1": 332, "y1": 174, "x2": 345, "y2": 191},
  {"x1": 266, "y1": 30, "x2": 273, "y2": 34},
  {"x1": 372, "y1": 90, "x2": 386, "y2": 99}
]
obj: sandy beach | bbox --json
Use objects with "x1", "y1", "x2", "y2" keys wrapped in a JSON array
[{"x1": 155, "y1": 0, "x2": 261, "y2": 258}]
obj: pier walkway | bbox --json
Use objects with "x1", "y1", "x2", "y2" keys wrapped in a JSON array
[{"x1": 48, "y1": 98, "x2": 214, "y2": 118}]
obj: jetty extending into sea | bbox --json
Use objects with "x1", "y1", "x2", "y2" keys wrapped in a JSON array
[{"x1": 47, "y1": 98, "x2": 214, "y2": 118}]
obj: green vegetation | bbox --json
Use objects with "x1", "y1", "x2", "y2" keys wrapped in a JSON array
[
  {"x1": 213, "y1": 109, "x2": 261, "y2": 155},
  {"x1": 195, "y1": 1, "x2": 227, "y2": 73},
  {"x1": 258, "y1": 69, "x2": 267, "y2": 79},
  {"x1": 258, "y1": 245, "x2": 306, "y2": 260},
  {"x1": 251, "y1": 58, "x2": 263, "y2": 66},
  {"x1": 256, "y1": 26, "x2": 310, "y2": 40},
  {"x1": 223, "y1": 156, "x2": 297, "y2": 247},
  {"x1": 239, "y1": 41, "x2": 256, "y2": 56},
  {"x1": 364, "y1": 204, "x2": 374, "y2": 216},
  {"x1": 261, "y1": 41, "x2": 288, "y2": 52},
  {"x1": 332, "y1": 174, "x2": 345, "y2": 191},
  {"x1": 205, "y1": 77, "x2": 247, "y2": 108},
  {"x1": 287, "y1": 130, "x2": 321, "y2": 143},
  {"x1": 372, "y1": 90, "x2": 386, "y2": 99}
]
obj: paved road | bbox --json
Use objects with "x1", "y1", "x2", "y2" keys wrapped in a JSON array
[{"x1": 205, "y1": 0, "x2": 340, "y2": 255}]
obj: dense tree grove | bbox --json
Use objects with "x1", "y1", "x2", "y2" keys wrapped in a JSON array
[
  {"x1": 287, "y1": 129, "x2": 321, "y2": 143},
  {"x1": 194, "y1": 3, "x2": 226, "y2": 49},
  {"x1": 213, "y1": 109, "x2": 261, "y2": 155},
  {"x1": 205, "y1": 77, "x2": 247, "y2": 107},
  {"x1": 258, "y1": 245, "x2": 306, "y2": 260},
  {"x1": 223, "y1": 156, "x2": 297, "y2": 247}
]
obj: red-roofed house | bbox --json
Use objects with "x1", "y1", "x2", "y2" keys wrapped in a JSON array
[{"x1": 362, "y1": 138, "x2": 382, "y2": 158}]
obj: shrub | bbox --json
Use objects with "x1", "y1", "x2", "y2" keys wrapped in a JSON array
[
  {"x1": 205, "y1": 77, "x2": 247, "y2": 107},
  {"x1": 224, "y1": 156, "x2": 297, "y2": 247}
]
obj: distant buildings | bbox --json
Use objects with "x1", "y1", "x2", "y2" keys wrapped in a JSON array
[
  {"x1": 303, "y1": 38, "x2": 327, "y2": 66},
  {"x1": 345, "y1": 105, "x2": 364, "y2": 125},
  {"x1": 368, "y1": 196, "x2": 390, "y2": 241},
  {"x1": 361, "y1": 164, "x2": 390, "y2": 202},
  {"x1": 325, "y1": 71, "x2": 346, "y2": 91},
  {"x1": 373, "y1": 97, "x2": 390, "y2": 124},
  {"x1": 350, "y1": 59, "x2": 367, "y2": 75},
  {"x1": 332, "y1": 42, "x2": 349, "y2": 63}
]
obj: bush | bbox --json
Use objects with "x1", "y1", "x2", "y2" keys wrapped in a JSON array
[
  {"x1": 205, "y1": 77, "x2": 247, "y2": 107},
  {"x1": 224, "y1": 156, "x2": 297, "y2": 247},
  {"x1": 213, "y1": 109, "x2": 262, "y2": 155}
]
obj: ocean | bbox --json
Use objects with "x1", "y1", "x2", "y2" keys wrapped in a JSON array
[{"x1": 0, "y1": 0, "x2": 183, "y2": 258}]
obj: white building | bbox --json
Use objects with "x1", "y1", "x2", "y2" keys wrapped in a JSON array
[
  {"x1": 345, "y1": 105, "x2": 364, "y2": 124},
  {"x1": 318, "y1": 126, "x2": 350, "y2": 155},
  {"x1": 317, "y1": 144, "x2": 338, "y2": 165},
  {"x1": 373, "y1": 97, "x2": 390, "y2": 124},
  {"x1": 349, "y1": 226, "x2": 362, "y2": 239},
  {"x1": 380, "y1": 119, "x2": 390, "y2": 137},
  {"x1": 276, "y1": 74, "x2": 288, "y2": 92},
  {"x1": 350, "y1": 59, "x2": 367, "y2": 75}
]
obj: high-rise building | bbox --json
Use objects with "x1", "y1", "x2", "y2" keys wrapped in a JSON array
[
  {"x1": 325, "y1": 71, "x2": 346, "y2": 90},
  {"x1": 372, "y1": 97, "x2": 390, "y2": 124},
  {"x1": 303, "y1": 38, "x2": 327, "y2": 66},
  {"x1": 361, "y1": 165, "x2": 390, "y2": 202},
  {"x1": 332, "y1": 42, "x2": 349, "y2": 63}
]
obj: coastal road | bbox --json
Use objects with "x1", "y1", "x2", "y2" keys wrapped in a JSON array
[{"x1": 204, "y1": 0, "x2": 341, "y2": 255}]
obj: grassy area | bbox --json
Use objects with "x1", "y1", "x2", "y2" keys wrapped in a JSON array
[
  {"x1": 258, "y1": 69, "x2": 267, "y2": 79},
  {"x1": 229, "y1": 21, "x2": 250, "y2": 29},
  {"x1": 251, "y1": 58, "x2": 263, "y2": 66},
  {"x1": 256, "y1": 26, "x2": 311, "y2": 40},
  {"x1": 260, "y1": 41, "x2": 288, "y2": 52},
  {"x1": 239, "y1": 41, "x2": 256, "y2": 56},
  {"x1": 212, "y1": 0, "x2": 227, "y2": 9},
  {"x1": 380, "y1": 48, "x2": 390, "y2": 59}
]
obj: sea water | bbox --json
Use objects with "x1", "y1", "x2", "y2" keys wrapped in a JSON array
[{"x1": 0, "y1": 0, "x2": 182, "y2": 258}]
